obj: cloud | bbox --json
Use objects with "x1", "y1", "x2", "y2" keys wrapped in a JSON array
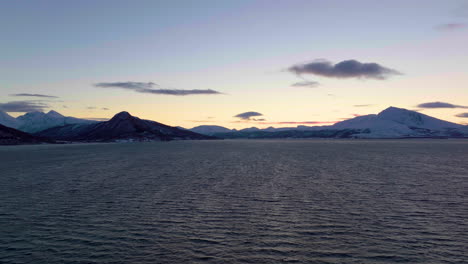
[
  {"x1": 139, "y1": 89, "x2": 221, "y2": 95},
  {"x1": 288, "y1": 59, "x2": 401, "y2": 80},
  {"x1": 234, "y1": 111, "x2": 263, "y2": 120},
  {"x1": 102, "y1": 108, "x2": 109, "y2": 110},
  {"x1": 290, "y1": 81, "x2": 320, "y2": 88},
  {"x1": 94, "y1": 81, "x2": 222, "y2": 96},
  {"x1": 436, "y1": 23, "x2": 467, "y2": 31},
  {"x1": 87, "y1": 107, "x2": 97, "y2": 110},
  {"x1": 354, "y1": 104, "x2": 373, "y2": 107},
  {"x1": 455, "y1": 113, "x2": 468, "y2": 118},
  {"x1": 258, "y1": 121, "x2": 336, "y2": 125},
  {"x1": 10, "y1": 93, "x2": 59, "y2": 98},
  {"x1": 417, "y1": 101, "x2": 468, "y2": 109},
  {"x1": 62, "y1": 105, "x2": 68, "y2": 108},
  {"x1": 0, "y1": 101, "x2": 50, "y2": 112},
  {"x1": 95, "y1": 82, "x2": 156, "y2": 89}
]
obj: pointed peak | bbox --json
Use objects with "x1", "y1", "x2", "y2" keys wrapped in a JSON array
[
  {"x1": 378, "y1": 106, "x2": 412, "y2": 116},
  {"x1": 47, "y1": 110, "x2": 64, "y2": 117},
  {"x1": 110, "y1": 111, "x2": 133, "y2": 121}
]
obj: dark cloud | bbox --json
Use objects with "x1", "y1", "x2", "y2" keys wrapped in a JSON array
[
  {"x1": 94, "y1": 81, "x2": 222, "y2": 96},
  {"x1": 0, "y1": 101, "x2": 49, "y2": 112},
  {"x1": 354, "y1": 104, "x2": 373, "y2": 107},
  {"x1": 417, "y1": 102, "x2": 468, "y2": 109},
  {"x1": 95, "y1": 82, "x2": 156, "y2": 90},
  {"x1": 10, "y1": 93, "x2": 59, "y2": 98},
  {"x1": 288, "y1": 59, "x2": 401, "y2": 80},
  {"x1": 234, "y1": 111, "x2": 263, "y2": 120},
  {"x1": 290, "y1": 81, "x2": 320, "y2": 88},
  {"x1": 139, "y1": 89, "x2": 221, "y2": 95},
  {"x1": 455, "y1": 113, "x2": 468, "y2": 118},
  {"x1": 435, "y1": 23, "x2": 467, "y2": 31}
]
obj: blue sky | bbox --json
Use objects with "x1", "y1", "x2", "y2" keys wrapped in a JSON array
[{"x1": 1, "y1": 0, "x2": 467, "y2": 128}]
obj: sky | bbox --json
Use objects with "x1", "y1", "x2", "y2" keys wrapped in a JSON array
[{"x1": 1, "y1": 0, "x2": 468, "y2": 128}]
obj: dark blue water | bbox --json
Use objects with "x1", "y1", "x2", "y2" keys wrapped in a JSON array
[{"x1": 1, "y1": 140, "x2": 467, "y2": 263}]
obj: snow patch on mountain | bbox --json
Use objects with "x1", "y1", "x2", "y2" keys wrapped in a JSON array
[
  {"x1": 0, "y1": 110, "x2": 96, "y2": 133},
  {"x1": 0, "y1": 110, "x2": 20, "y2": 129}
]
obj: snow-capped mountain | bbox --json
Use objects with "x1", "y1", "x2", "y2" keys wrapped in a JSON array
[
  {"x1": 4, "y1": 110, "x2": 96, "y2": 133},
  {"x1": 186, "y1": 107, "x2": 466, "y2": 139},
  {"x1": 0, "y1": 110, "x2": 20, "y2": 129},
  {"x1": 377, "y1": 107, "x2": 462, "y2": 130},
  {"x1": 331, "y1": 106, "x2": 464, "y2": 138}
]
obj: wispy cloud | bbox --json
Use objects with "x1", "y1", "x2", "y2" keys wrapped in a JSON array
[
  {"x1": 102, "y1": 108, "x2": 109, "y2": 110},
  {"x1": 290, "y1": 81, "x2": 320, "y2": 88},
  {"x1": 455, "y1": 113, "x2": 468, "y2": 118},
  {"x1": 10, "y1": 93, "x2": 59, "y2": 98},
  {"x1": 94, "y1": 81, "x2": 222, "y2": 96},
  {"x1": 417, "y1": 101, "x2": 468, "y2": 109},
  {"x1": 354, "y1": 104, "x2": 373, "y2": 107},
  {"x1": 139, "y1": 89, "x2": 221, "y2": 95},
  {"x1": 258, "y1": 121, "x2": 336, "y2": 125},
  {"x1": 0, "y1": 101, "x2": 50, "y2": 112},
  {"x1": 87, "y1": 107, "x2": 97, "y2": 110},
  {"x1": 435, "y1": 23, "x2": 467, "y2": 31},
  {"x1": 234, "y1": 111, "x2": 263, "y2": 120},
  {"x1": 288, "y1": 59, "x2": 401, "y2": 80},
  {"x1": 95, "y1": 82, "x2": 156, "y2": 89}
]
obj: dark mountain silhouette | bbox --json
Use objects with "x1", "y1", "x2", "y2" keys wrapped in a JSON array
[
  {"x1": 35, "y1": 111, "x2": 216, "y2": 142},
  {"x1": 0, "y1": 124, "x2": 52, "y2": 145}
]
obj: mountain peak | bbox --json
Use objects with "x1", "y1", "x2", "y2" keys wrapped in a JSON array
[
  {"x1": 377, "y1": 106, "x2": 462, "y2": 129},
  {"x1": 46, "y1": 110, "x2": 64, "y2": 118},
  {"x1": 110, "y1": 111, "x2": 133, "y2": 121},
  {"x1": 378, "y1": 106, "x2": 407, "y2": 115}
]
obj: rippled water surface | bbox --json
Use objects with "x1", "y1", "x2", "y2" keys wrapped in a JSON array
[{"x1": 1, "y1": 140, "x2": 468, "y2": 263}]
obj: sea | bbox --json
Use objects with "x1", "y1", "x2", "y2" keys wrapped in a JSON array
[{"x1": 1, "y1": 139, "x2": 467, "y2": 263}]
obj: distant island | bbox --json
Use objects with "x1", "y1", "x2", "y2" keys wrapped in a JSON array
[{"x1": 1, "y1": 106, "x2": 467, "y2": 145}]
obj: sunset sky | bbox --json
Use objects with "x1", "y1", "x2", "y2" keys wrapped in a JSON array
[{"x1": 1, "y1": 0, "x2": 468, "y2": 128}]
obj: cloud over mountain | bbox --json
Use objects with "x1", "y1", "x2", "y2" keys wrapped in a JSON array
[
  {"x1": 417, "y1": 102, "x2": 468, "y2": 109},
  {"x1": 94, "y1": 82, "x2": 222, "y2": 96},
  {"x1": 288, "y1": 59, "x2": 400, "y2": 80},
  {"x1": 234, "y1": 111, "x2": 263, "y2": 120},
  {"x1": 455, "y1": 113, "x2": 468, "y2": 118},
  {"x1": 0, "y1": 101, "x2": 50, "y2": 112}
]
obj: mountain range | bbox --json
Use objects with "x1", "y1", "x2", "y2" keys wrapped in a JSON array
[
  {"x1": 0, "y1": 110, "x2": 94, "y2": 133},
  {"x1": 35, "y1": 111, "x2": 215, "y2": 142},
  {"x1": 187, "y1": 107, "x2": 467, "y2": 139},
  {"x1": 0, "y1": 107, "x2": 467, "y2": 144}
]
